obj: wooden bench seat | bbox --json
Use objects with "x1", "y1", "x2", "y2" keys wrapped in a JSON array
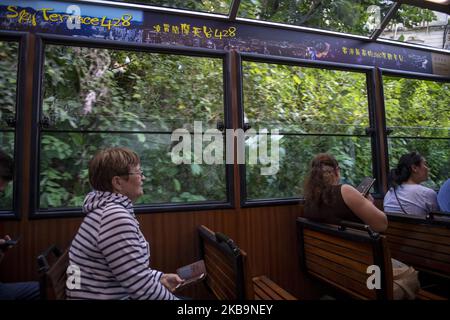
[
  {"x1": 198, "y1": 225, "x2": 297, "y2": 300},
  {"x1": 416, "y1": 289, "x2": 447, "y2": 300},
  {"x1": 253, "y1": 275, "x2": 297, "y2": 300},
  {"x1": 37, "y1": 245, "x2": 69, "y2": 300},
  {"x1": 296, "y1": 217, "x2": 446, "y2": 300},
  {"x1": 384, "y1": 212, "x2": 450, "y2": 279}
]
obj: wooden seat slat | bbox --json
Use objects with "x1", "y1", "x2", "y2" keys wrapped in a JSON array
[
  {"x1": 304, "y1": 243, "x2": 373, "y2": 272},
  {"x1": 305, "y1": 229, "x2": 373, "y2": 254},
  {"x1": 387, "y1": 234, "x2": 450, "y2": 255},
  {"x1": 388, "y1": 221, "x2": 450, "y2": 237},
  {"x1": 253, "y1": 276, "x2": 297, "y2": 300},
  {"x1": 306, "y1": 253, "x2": 369, "y2": 283},
  {"x1": 305, "y1": 234, "x2": 374, "y2": 265},
  {"x1": 385, "y1": 213, "x2": 450, "y2": 279}
]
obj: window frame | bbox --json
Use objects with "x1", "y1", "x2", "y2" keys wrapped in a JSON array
[
  {"x1": 0, "y1": 31, "x2": 27, "y2": 220},
  {"x1": 237, "y1": 52, "x2": 382, "y2": 207},
  {"x1": 379, "y1": 68, "x2": 450, "y2": 190},
  {"x1": 29, "y1": 34, "x2": 234, "y2": 218}
]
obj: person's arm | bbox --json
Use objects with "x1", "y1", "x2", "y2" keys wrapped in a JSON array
[
  {"x1": 0, "y1": 239, "x2": 5, "y2": 264},
  {"x1": 98, "y1": 206, "x2": 180, "y2": 300},
  {"x1": 423, "y1": 188, "x2": 440, "y2": 213},
  {"x1": 0, "y1": 235, "x2": 12, "y2": 264},
  {"x1": 341, "y1": 184, "x2": 388, "y2": 232}
]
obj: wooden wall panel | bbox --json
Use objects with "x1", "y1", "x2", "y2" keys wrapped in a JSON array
[{"x1": 0, "y1": 205, "x2": 320, "y2": 299}]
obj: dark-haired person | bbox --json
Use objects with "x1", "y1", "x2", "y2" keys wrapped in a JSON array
[
  {"x1": 303, "y1": 153, "x2": 387, "y2": 232},
  {"x1": 384, "y1": 151, "x2": 439, "y2": 216},
  {"x1": 0, "y1": 150, "x2": 40, "y2": 300},
  {"x1": 67, "y1": 147, "x2": 183, "y2": 300}
]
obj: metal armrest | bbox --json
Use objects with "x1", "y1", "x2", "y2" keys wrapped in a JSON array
[
  {"x1": 338, "y1": 220, "x2": 379, "y2": 239},
  {"x1": 37, "y1": 245, "x2": 63, "y2": 273}
]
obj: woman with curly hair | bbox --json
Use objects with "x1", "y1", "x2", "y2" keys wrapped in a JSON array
[{"x1": 303, "y1": 153, "x2": 387, "y2": 232}]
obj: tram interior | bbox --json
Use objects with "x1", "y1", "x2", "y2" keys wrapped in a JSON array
[{"x1": 0, "y1": 0, "x2": 449, "y2": 301}]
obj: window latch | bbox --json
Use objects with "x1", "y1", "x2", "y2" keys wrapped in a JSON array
[
  {"x1": 243, "y1": 123, "x2": 251, "y2": 132},
  {"x1": 365, "y1": 127, "x2": 375, "y2": 135},
  {"x1": 40, "y1": 116, "x2": 51, "y2": 129},
  {"x1": 5, "y1": 116, "x2": 16, "y2": 128},
  {"x1": 216, "y1": 121, "x2": 225, "y2": 132},
  {"x1": 386, "y1": 127, "x2": 393, "y2": 135}
]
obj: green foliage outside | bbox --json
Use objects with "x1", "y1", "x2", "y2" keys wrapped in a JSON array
[
  {"x1": 383, "y1": 76, "x2": 450, "y2": 189},
  {"x1": 392, "y1": 4, "x2": 437, "y2": 29},
  {"x1": 242, "y1": 62, "x2": 373, "y2": 199},
  {"x1": 239, "y1": 0, "x2": 393, "y2": 36},
  {"x1": 0, "y1": 37, "x2": 449, "y2": 210},
  {"x1": 40, "y1": 45, "x2": 226, "y2": 208},
  {"x1": 0, "y1": 41, "x2": 17, "y2": 210},
  {"x1": 112, "y1": 0, "x2": 232, "y2": 14}
]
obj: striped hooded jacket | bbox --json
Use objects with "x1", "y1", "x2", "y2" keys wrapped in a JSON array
[{"x1": 66, "y1": 191, "x2": 177, "y2": 300}]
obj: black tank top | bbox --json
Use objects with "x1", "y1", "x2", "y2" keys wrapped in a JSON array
[{"x1": 303, "y1": 184, "x2": 363, "y2": 225}]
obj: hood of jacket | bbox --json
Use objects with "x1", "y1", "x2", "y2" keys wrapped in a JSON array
[{"x1": 82, "y1": 190, "x2": 134, "y2": 215}]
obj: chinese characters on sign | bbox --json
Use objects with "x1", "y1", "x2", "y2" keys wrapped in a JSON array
[
  {"x1": 152, "y1": 23, "x2": 237, "y2": 39},
  {"x1": 342, "y1": 46, "x2": 404, "y2": 62}
]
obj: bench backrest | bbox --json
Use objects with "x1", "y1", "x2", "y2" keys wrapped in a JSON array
[
  {"x1": 37, "y1": 246, "x2": 69, "y2": 300},
  {"x1": 296, "y1": 217, "x2": 393, "y2": 300},
  {"x1": 385, "y1": 212, "x2": 450, "y2": 278},
  {"x1": 198, "y1": 225, "x2": 253, "y2": 300}
]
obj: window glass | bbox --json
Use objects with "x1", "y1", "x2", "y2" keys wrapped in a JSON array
[
  {"x1": 110, "y1": 0, "x2": 232, "y2": 15},
  {"x1": 242, "y1": 61, "x2": 372, "y2": 200},
  {"x1": 0, "y1": 40, "x2": 18, "y2": 211},
  {"x1": 238, "y1": 0, "x2": 394, "y2": 36},
  {"x1": 381, "y1": 5, "x2": 449, "y2": 50},
  {"x1": 41, "y1": 45, "x2": 226, "y2": 209},
  {"x1": 383, "y1": 76, "x2": 450, "y2": 189}
]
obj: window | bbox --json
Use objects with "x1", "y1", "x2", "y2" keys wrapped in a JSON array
[
  {"x1": 242, "y1": 60, "x2": 373, "y2": 201},
  {"x1": 238, "y1": 0, "x2": 394, "y2": 36},
  {"x1": 383, "y1": 75, "x2": 450, "y2": 189},
  {"x1": 0, "y1": 40, "x2": 18, "y2": 212},
  {"x1": 380, "y1": 5, "x2": 449, "y2": 50},
  {"x1": 109, "y1": 0, "x2": 232, "y2": 14},
  {"x1": 39, "y1": 44, "x2": 227, "y2": 210}
]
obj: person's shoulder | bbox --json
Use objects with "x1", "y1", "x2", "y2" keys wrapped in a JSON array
[
  {"x1": 341, "y1": 184, "x2": 363, "y2": 201},
  {"x1": 440, "y1": 179, "x2": 450, "y2": 191},
  {"x1": 403, "y1": 183, "x2": 433, "y2": 192},
  {"x1": 102, "y1": 202, "x2": 132, "y2": 219},
  {"x1": 341, "y1": 183, "x2": 358, "y2": 194},
  {"x1": 414, "y1": 184, "x2": 437, "y2": 198}
]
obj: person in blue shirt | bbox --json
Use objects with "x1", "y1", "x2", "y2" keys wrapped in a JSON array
[{"x1": 437, "y1": 178, "x2": 450, "y2": 213}]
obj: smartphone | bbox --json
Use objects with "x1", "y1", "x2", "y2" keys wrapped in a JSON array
[
  {"x1": 0, "y1": 237, "x2": 20, "y2": 250},
  {"x1": 356, "y1": 177, "x2": 376, "y2": 197},
  {"x1": 175, "y1": 260, "x2": 206, "y2": 290}
]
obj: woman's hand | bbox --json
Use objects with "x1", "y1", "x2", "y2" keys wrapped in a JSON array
[
  {"x1": 0, "y1": 235, "x2": 11, "y2": 251},
  {"x1": 160, "y1": 273, "x2": 184, "y2": 292},
  {"x1": 0, "y1": 235, "x2": 12, "y2": 263}
]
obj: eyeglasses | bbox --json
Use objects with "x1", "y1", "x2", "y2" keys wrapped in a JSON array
[{"x1": 127, "y1": 169, "x2": 145, "y2": 177}]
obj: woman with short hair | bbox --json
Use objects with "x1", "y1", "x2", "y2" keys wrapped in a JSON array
[
  {"x1": 67, "y1": 147, "x2": 182, "y2": 300},
  {"x1": 384, "y1": 151, "x2": 439, "y2": 216}
]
